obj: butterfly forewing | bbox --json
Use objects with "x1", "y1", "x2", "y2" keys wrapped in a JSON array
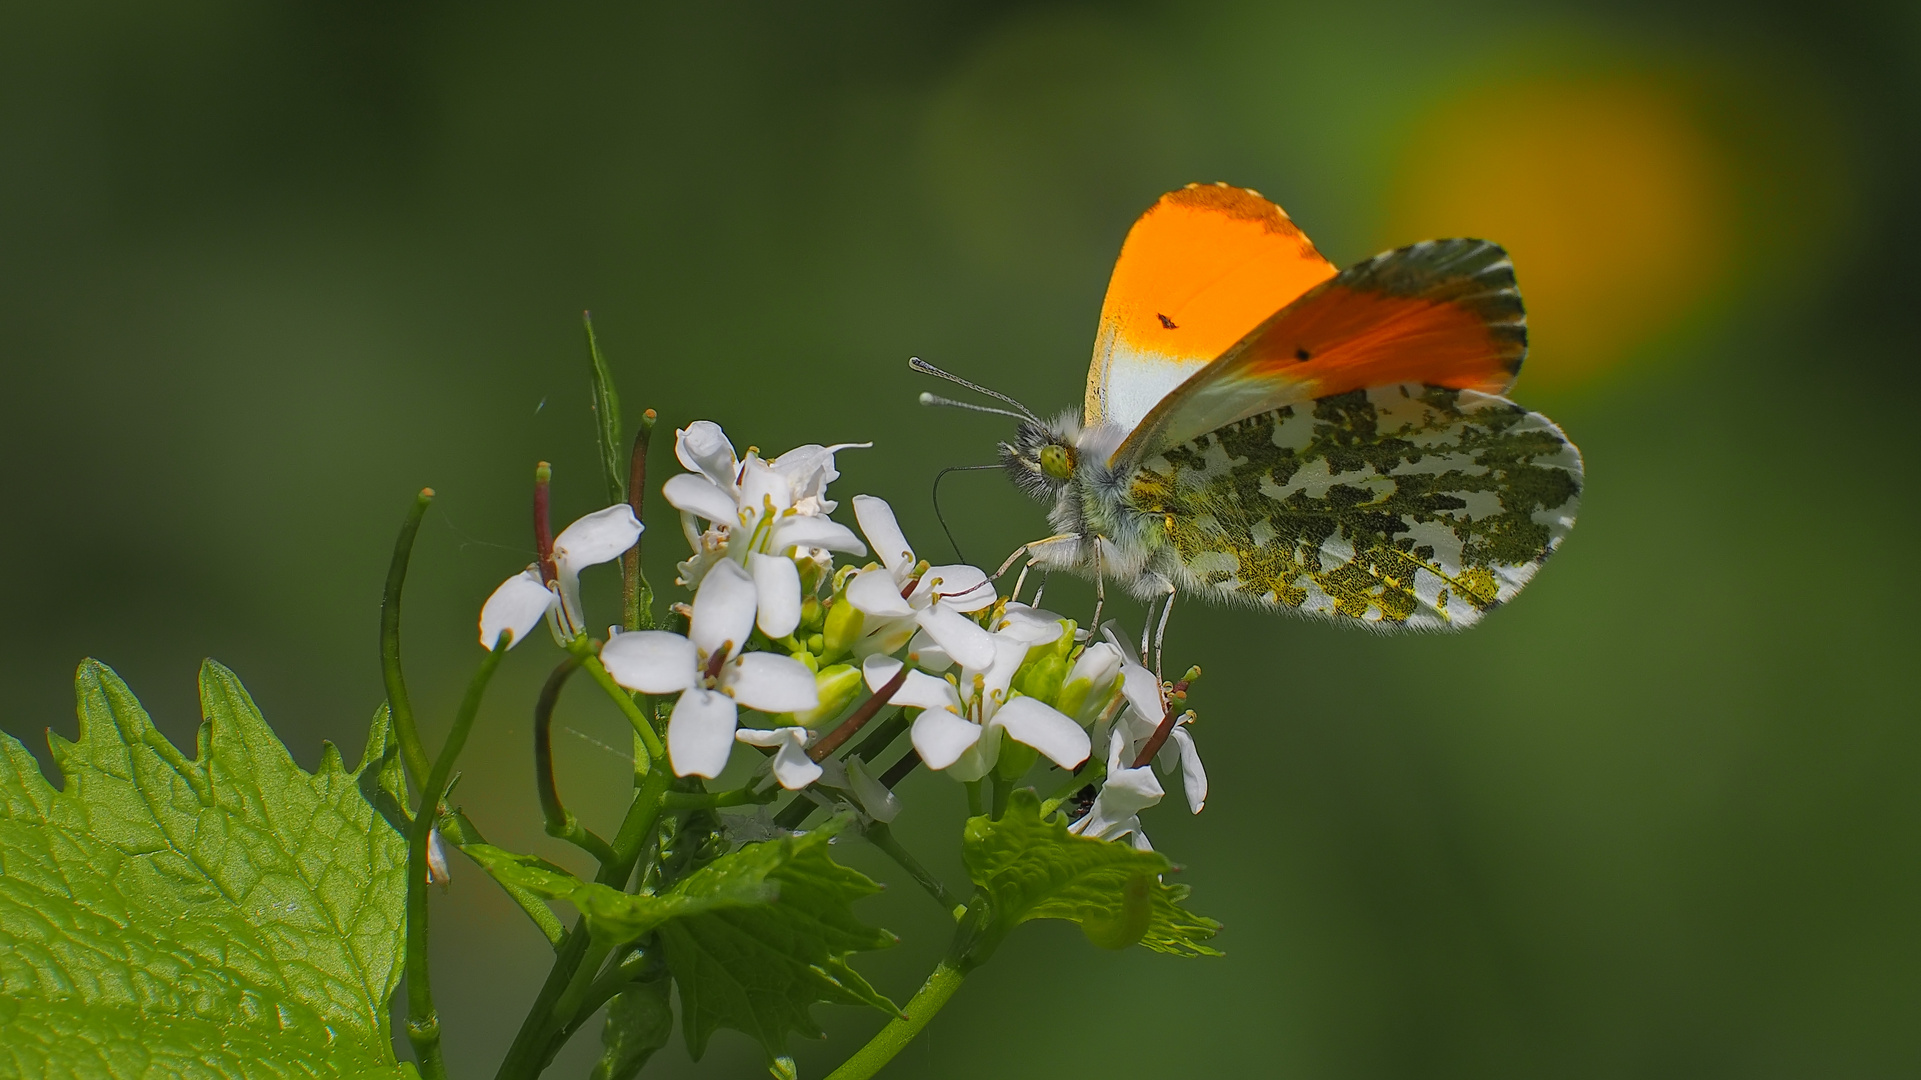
[{"x1": 1127, "y1": 383, "x2": 1581, "y2": 630}]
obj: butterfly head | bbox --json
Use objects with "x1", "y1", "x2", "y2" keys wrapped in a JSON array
[{"x1": 999, "y1": 411, "x2": 1082, "y2": 501}]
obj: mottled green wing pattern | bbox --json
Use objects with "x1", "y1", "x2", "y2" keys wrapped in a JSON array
[{"x1": 1129, "y1": 383, "x2": 1581, "y2": 629}]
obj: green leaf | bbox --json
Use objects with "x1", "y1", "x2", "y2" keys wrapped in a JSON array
[
  {"x1": 591, "y1": 978, "x2": 674, "y2": 1080},
  {"x1": 0, "y1": 659, "x2": 415, "y2": 1080},
  {"x1": 958, "y1": 789, "x2": 1222, "y2": 963},
  {"x1": 460, "y1": 843, "x2": 768, "y2": 946},
  {"x1": 436, "y1": 813, "x2": 566, "y2": 950},
  {"x1": 657, "y1": 829, "x2": 900, "y2": 1061},
  {"x1": 583, "y1": 311, "x2": 626, "y2": 506}
]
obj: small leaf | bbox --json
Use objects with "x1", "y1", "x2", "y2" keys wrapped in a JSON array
[
  {"x1": 959, "y1": 789, "x2": 1221, "y2": 963},
  {"x1": 0, "y1": 660, "x2": 414, "y2": 1079},
  {"x1": 591, "y1": 978, "x2": 674, "y2": 1080},
  {"x1": 461, "y1": 844, "x2": 769, "y2": 946}
]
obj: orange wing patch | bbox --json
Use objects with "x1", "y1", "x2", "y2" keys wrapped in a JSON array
[
  {"x1": 1113, "y1": 238, "x2": 1528, "y2": 465},
  {"x1": 1086, "y1": 183, "x2": 1337, "y2": 432}
]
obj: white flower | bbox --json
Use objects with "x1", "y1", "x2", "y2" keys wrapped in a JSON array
[
  {"x1": 478, "y1": 504, "x2": 642, "y2": 649},
  {"x1": 844, "y1": 495, "x2": 998, "y2": 670},
  {"x1": 863, "y1": 631, "x2": 1089, "y2": 783},
  {"x1": 734, "y1": 725, "x2": 823, "y2": 790},
  {"x1": 1072, "y1": 662, "x2": 1207, "y2": 849},
  {"x1": 662, "y1": 421, "x2": 868, "y2": 593},
  {"x1": 599, "y1": 559, "x2": 819, "y2": 778},
  {"x1": 1067, "y1": 727, "x2": 1163, "y2": 851}
]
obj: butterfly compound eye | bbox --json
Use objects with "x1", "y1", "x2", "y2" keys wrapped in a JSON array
[{"x1": 1038, "y1": 444, "x2": 1075, "y2": 481}]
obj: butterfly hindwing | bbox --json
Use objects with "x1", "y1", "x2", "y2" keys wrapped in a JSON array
[
  {"x1": 1125, "y1": 383, "x2": 1581, "y2": 630},
  {"x1": 1112, "y1": 239, "x2": 1528, "y2": 468},
  {"x1": 1085, "y1": 183, "x2": 1337, "y2": 434}
]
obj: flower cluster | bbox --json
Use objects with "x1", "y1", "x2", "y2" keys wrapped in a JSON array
[{"x1": 476, "y1": 420, "x2": 1206, "y2": 840}]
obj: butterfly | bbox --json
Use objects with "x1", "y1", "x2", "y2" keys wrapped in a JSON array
[{"x1": 920, "y1": 182, "x2": 1583, "y2": 640}]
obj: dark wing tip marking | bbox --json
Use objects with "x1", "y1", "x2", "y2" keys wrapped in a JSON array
[
  {"x1": 1343, "y1": 238, "x2": 1528, "y2": 372},
  {"x1": 1158, "y1": 313, "x2": 1179, "y2": 329}
]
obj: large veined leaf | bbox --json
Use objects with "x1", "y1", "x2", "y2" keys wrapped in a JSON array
[{"x1": 0, "y1": 659, "x2": 414, "y2": 1080}]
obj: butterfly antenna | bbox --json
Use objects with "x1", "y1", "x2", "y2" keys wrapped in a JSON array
[
  {"x1": 931, "y1": 464, "x2": 1002, "y2": 561},
  {"x1": 909, "y1": 357, "x2": 1041, "y2": 422},
  {"x1": 919, "y1": 392, "x2": 1029, "y2": 421}
]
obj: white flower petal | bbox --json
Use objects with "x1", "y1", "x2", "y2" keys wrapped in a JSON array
[
  {"x1": 916, "y1": 605, "x2": 996, "y2": 672},
  {"x1": 978, "y1": 634, "x2": 1029, "y2": 702},
  {"x1": 852, "y1": 495, "x2": 914, "y2": 577},
  {"x1": 1119, "y1": 663, "x2": 1165, "y2": 723},
  {"x1": 862, "y1": 655, "x2": 964, "y2": 712},
  {"x1": 1097, "y1": 764, "x2": 1165, "y2": 818},
  {"x1": 734, "y1": 725, "x2": 823, "y2": 790},
  {"x1": 666, "y1": 688, "x2": 738, "y2": 778},
  {"x1": 995, "y1": 602, "x2": 1065, "y2": 643},
  {"x1": 768, "y1": 516, "x2": 866, "y2": 556},
  {"x1": 479, "y1": 569, "x2": 554, "y2": 650},
  {"x1": 905, "y1": 628, "x2": 954, "y2": 673},
  {"x1": 1169, "y1": 726, "x2": 1207, "y2": 813},
  {"x1": 738, "y1": 457, "x2": 793, "y2": 513},
  {"x1": 552, "y1": 504, "x2": 643, "y2": 573},
  {"x1": 846, "y1": 567, "x2": 914, "y2": 618},
  {"x1": 992, "y1": 697, "x2": 1090, "y2": 769},
  {"x1": 845, "y1": 757, "x2": 901, "y2": 822},
  {"x1": 771, "y1": 739, "x2": 823, "y2": 790},
  {"x1": 663, "y1": 473, "x2": 740, "y2": 526},
  {"x1": 723, "y1": 652, "x2": 820, "y2": 713},
  {"x1": 911, "y1": 709, "x2": 983, "y2": 771},
  {"x1": 922, "y1": 564, "x2": 996, "y2": 613},
  {"x1": 689, "y1": 559, "x2": 757, "y2": 660},
  {"x1": 748, "y1": 553, "x2": 803, "y2": 639},
  {"x1": 600, "y1": 631, "x2": 699, "y2": 694},
  {"x1": 1066, "y1": 641, "x2": 1125, "y2": 690},
  {"x1": 675, "y1": 421, "x2": 739, "y2": 489}
]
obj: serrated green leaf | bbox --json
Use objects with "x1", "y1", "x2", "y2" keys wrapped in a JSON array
[
  {"x1": 461, "y1": 843, "x2": 771, "y2": 946},
  {"x1": 960, "y1": 789, "x2": 1222, "y2": 961},
  {"x1": 591, "y1": 978, "x2": 674, "y2": 1080},
  {"x1": 0, "y1": 659, "x2": 415, "y2": 1080},
  {"x1": 659, "y1": 830, "x2": 899, "y2": 1061}
]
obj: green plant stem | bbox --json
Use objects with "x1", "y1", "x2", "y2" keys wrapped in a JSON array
[
  {"x1": 865, "y1": 822, "x2": 964, "y2": 917},
  {"x1": 406, "y1": 633, "x2": 510, "y2": 1080},
  {"x1": 823, "y1": 963, "x2": 967, "y2": 1080},
  {"x1": 663, "y1": 785, "x2": 775, "y2": 809},
  {"x1": 571, "y1": 643, "x2": 667, "y2": 768},
  {"x1": 532, "y1": 657, "x2": 617, "y2": 865},
  {"x1": 988, "y1": 774, "x2": 1009, "y2": 819},
  {"x1": 622, "y1": 411, "x2": 657, "y2": 632},
  {"x1": 494, "y1": 763, "x2": 674, "y2": 1080},
  {"x1": 382, "y1": 488, "x2": 435, "y2": 790},
  {"x1": 964, "y1": 780, "x2": 983, "y2": 818}
]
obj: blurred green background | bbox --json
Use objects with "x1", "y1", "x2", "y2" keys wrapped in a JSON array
[{"x1": 3, "y1": 1, "x2": 1916, "y2": 1077}]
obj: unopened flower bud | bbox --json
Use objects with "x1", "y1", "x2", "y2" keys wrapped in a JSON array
[
  {"x1": 786, "y1": 664, "x2": 862, "y2": 728},
  {"x1": 799, "y1": 594, "x2": 823, "y2": 632},
  {"x1": 821, "y1": 597, "x2": 864, "y2": 658},
  {"x1": 1013, "y1": 652, "x2": 1066, "y2": 709}
]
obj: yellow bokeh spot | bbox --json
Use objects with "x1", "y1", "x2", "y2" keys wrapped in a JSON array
[{"x1": 1382, "y1": 78, "x2": 1732, "y2": 387}]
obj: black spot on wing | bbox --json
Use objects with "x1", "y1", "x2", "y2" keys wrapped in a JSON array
[{"x1": 1158, "y1": 313, "x2": 1179, "y2": 329}]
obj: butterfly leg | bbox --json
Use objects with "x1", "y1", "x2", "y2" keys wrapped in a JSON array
[{"x1": 1145, "y1": 578, "x2": 1176, "y2": 676}]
